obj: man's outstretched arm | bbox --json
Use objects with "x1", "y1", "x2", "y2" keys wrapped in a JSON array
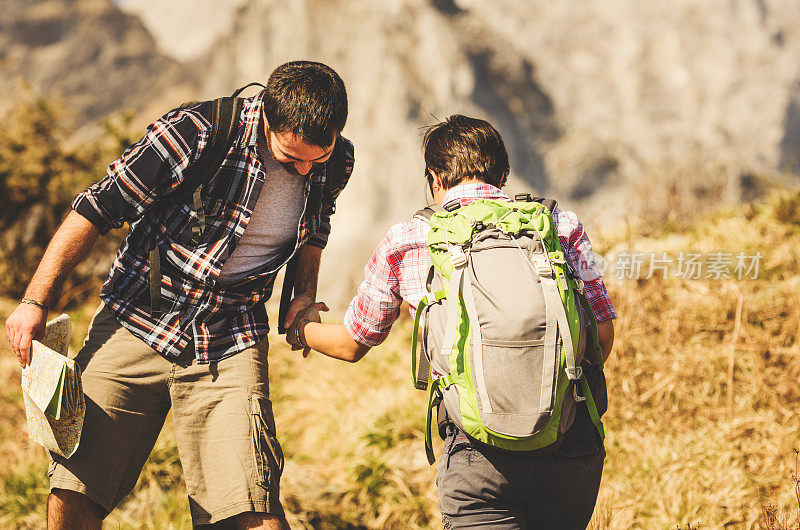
[{"x1": 5, "y1": 211, "x2": 100, "y2": 367}]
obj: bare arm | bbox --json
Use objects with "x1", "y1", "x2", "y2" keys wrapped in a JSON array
[
  {"x1": 597, "y1": 319, "x2": 615, "y2": 362},
  {"x1": 282, "y1": 244, "x2": 324, "y2": 355},
  {"x1": 301, "y1": 322, "x2": 371, "y2": 363},
  {"x1": 5, "y1": 211, "x2": 100, "y2": 366},
  {"x1": 290, "y1": 244, "x2": 322, "y2": 307},
  {"x1": 286, "y1": 302, "x2": 371, "y2": 362}
]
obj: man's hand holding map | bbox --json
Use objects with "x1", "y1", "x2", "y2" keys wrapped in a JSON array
[{"x1": 20, "y1": 314, "x2": 84, "y2": 458}]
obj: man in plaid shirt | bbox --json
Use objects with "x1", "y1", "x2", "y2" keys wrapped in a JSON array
[
  {"x1": 290, "y1": 115, "x2": 616, "y2": 529},
  {"x1": 6, "y1": 61, "x2": 352, "y2": 529}
]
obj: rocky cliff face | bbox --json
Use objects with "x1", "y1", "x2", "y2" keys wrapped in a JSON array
[
  {"x1": 183, "y1": 0, "x2": 800, "y2": 302},
  {"x1": 0, "y1": 0, "x2": 193, "y2": 125},
  {"x1": 4, "y1": 0, "x2": 800, "y2": 305}
]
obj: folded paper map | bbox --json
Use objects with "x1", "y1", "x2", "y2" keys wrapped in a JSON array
[{"x1": 21, "y1": 314, "x2": 85, "y2": 458}]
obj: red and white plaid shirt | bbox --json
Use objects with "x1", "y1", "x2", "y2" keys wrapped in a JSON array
[{"x1": 343, "y1": 183, "x2": 617, "y2": 347}]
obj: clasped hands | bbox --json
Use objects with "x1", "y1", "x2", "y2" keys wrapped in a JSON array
[{"x1": 283, "y1": 294, "x2": 328, "y2": 358}]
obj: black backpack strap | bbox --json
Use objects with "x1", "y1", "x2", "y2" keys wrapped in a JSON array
[
  {"x1": 149, "y1": 96, "x2": 243, "y2": 316},
  {"x1": 231, "y1": 82, "x2": 265, "y2": 98},
  {"x1": 277, "y1": 137, "x2": 349, "y2": 334},
  {"x1": 160, "y1": 96, "x2": 243, "y2": 209},
  {"x1": 514, "y1": 192, "x2": 558, "y2": 214},
  {"x1": 539, "y1": 198, "x2": 558, "y2": 213},
  {"x1": 277, "y1": 255, "x2": 299, "y2": 334},
  {"x1": 414, "y1": 204, "x2": 444, "y2": 222}
]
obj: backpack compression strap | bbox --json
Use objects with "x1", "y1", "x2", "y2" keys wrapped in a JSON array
[
  {"x1": 149, "y1": 96, "x2": 243, "y2": 316},
  {"x1": 411, "y1": 287, "x2": 446, "y2": 390},
  {"x1": 571, "y1": 268, "x2": 606, "y2": 439},
  {"x1": 410, "y1": 204, "x2": 445, "y2": 390}
]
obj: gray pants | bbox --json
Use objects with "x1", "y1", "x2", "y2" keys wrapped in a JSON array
[{"x1": 436, "y1": 411, "x2": 605, "y2": 529}]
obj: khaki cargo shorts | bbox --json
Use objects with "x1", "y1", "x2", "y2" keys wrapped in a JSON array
[{"x1": 48, "y1": 304, "x2": 285, "y2": 525}]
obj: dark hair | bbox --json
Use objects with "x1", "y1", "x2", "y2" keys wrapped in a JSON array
[
  {"x1": 423, "y1": 114, "x2": 509, "y2": 190},
  {"x1": 262, "y1": 61, "x2": 348, "y2": 147}
]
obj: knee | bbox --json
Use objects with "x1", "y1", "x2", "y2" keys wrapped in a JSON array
[{"x1": 48, "y1": 489, "x2": 104, "y2": 528}]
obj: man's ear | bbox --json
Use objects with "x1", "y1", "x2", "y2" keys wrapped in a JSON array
[{"x1": 429, "y1": 170, "x2": 442, "y2": 190}]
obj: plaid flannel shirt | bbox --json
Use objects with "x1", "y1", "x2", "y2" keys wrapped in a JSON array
[
  {"x1": 72, "y1": 92, "x2": 354, "y2": 362},
  {"x1": 344, "y1": 183, "x2": 616, "y2": 347}
]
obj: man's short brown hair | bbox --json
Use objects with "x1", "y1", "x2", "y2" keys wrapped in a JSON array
[
  {"x1": 423, "y1": 114, "x2": 510, "y2": 190},
  {"x1": 262, "y1": 61, "x2": 348, "y2": 148}
]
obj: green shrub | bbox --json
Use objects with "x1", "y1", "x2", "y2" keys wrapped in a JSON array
[{"x1": 0, "y1": 94, "x2": 135, "y2": 308}]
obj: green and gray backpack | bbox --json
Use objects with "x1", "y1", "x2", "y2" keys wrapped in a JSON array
[{"x1": 411, "y1": 194, "x2": 606, "y2": 464}]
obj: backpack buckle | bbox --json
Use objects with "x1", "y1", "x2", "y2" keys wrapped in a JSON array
[
  {"x1": 449, "y1": 245, "x2": 468, "y2": 268},
  {"x1": 575, "y1": 278, "x2": 585, "y2": 294},
  {"x1": 532, "y1": 255, "x2": 552, "y2": 277},
  {"x1": 572, "y1": 367, "x2": 585, "y2": 401},
  {"x1": 573, "y1": 383, "x2": 586, "y2": 403}
]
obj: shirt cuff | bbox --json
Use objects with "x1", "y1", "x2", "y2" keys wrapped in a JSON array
[
  {"x1": 71, "y1": 193, "x2": 113, "y2": 235},
  {"x1": 306, "y1": 232, "x2": 328, "y2": 249},
  {"x1": 583, "y1": 278, "x2": 617, "y2": 322},
  {"x1": 343, "y1": 299, "x2": 392, "y2": 347},
  {"x1": 594, "y1": 306, "x2": 618, "y2": 322}
]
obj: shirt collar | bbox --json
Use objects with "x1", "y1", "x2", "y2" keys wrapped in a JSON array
[{"x1": 441, "y1": 182, "x2": 509, "y2": 208}]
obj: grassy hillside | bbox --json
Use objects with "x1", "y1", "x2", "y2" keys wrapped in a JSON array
[{"x1": 1, "y1": 192, "x2": 799, "y2": 529}]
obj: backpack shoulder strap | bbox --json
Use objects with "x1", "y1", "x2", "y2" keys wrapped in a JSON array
[
  {"x1": 414, "y1": 204, "x2": 445, "y2": 223},
  {"x1": 514, "y1": 192, "x2": 558, "y2": 214},
  {"x1": 323, "y1": 136, "x2": 347, "y2": 200},
  {"x1": 149, "y1": 96, "x2": 243, "y2": 316},
  {"x1": 161, "y1": 96, "x2": 243, "y2": 208}
]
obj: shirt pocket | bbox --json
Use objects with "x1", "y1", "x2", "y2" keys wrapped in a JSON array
[{"x1": 152, "y1": 202, "x2": 203, "y2": 250}]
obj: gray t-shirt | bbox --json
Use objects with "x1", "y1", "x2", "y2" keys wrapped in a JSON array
[{"x1": 218, "y1": 155, "x2": 306, "y2": 284}]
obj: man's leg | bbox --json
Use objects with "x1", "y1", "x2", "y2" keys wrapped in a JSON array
[
  {"x1": 171, "y1": 337, "x2": 288, "y2": 526},
  {"x1": 47, "y1": 489, "x2": 103, "y2": 530},
  {"x1": 47, "y1": 304, "x2": 172, "y2": 525},
  {"x1": 235, "y1": 512, "x2": 291, "y2": 530}
]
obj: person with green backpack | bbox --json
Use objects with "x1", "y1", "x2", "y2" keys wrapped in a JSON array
[{"x1": 288, "y1": 114, "x2": 616, "y2": 529}]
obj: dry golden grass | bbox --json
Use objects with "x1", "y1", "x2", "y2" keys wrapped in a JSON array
[
  {"x1": 0, "y1": 191, "x2": 798, "y2": 528},
  {"x1": 591, "y1": 191, "x2": 800, "y2": 529}
]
